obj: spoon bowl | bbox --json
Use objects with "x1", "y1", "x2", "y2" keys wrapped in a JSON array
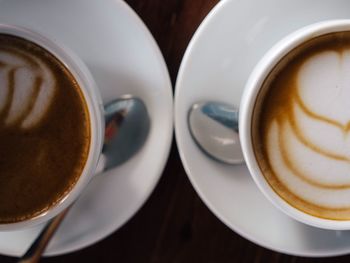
[
  {"x1": 103, "y1": 95, "x2": 150, "y2": 169},
  {"x1": 188, "y1": 101, "x2": 244, "y2": 165}
]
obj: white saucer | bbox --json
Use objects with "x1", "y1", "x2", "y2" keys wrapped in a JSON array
[
  {"x1": 0, "y1": 0, "x2": 173, "y2": 257},
  {"x1": 175, "y1": 0, "x2": 350, "y2": 257}
]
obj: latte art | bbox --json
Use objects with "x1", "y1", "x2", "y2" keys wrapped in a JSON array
[
  {"x1": 0, "y1": 47, "x2": 56, "y2": 129},
  {"x1": 295, "y1": 50, "x2": 350, "y2": 159},
  {"x1": 253, "y1": 32, "x2": 350, "y2": 219}
]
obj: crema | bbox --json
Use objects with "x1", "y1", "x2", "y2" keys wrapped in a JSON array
[{"x1": 0, "y1": 34, "x2": 90, "y2": 223}]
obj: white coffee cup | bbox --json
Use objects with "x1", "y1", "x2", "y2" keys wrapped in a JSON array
[
  {"x1": 239, "y1": 19, "x2": 350, "y2": 230},
  {"x1": 0, "y1": 24, "x2": 104, "y2": 231}
]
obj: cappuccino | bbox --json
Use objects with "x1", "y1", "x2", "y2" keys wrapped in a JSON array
[
  {"x1": 252, "y1": 32, "x2": 350, "y2": 220},
  {"x1": 0, "y1": 34, "x2": 90, "y2": 223}
]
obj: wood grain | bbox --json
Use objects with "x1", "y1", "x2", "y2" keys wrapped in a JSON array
[{"x1": 1, "y1": 0, "x2": 350, "y2": 262}]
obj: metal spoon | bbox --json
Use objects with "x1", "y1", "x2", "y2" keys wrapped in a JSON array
[
  {"x1": 18, "y1": 95, "x2": 150, "y2": 263},
  {"x1": 188, "y1": 101, "x2": 244, "y2": 165}
]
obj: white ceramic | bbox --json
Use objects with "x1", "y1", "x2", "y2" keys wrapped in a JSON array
[
  {"x1": 0, "y1": 24, "x2": 104, "y2": 231},
  {"x1": 175, "y1": 0, "x2": 350, "y2": 257},
  {"x1": 0, "y1": 0, "x2": 173, "y2": 257},
  {"x1": 240, "y1": 19, "x2": 350, "y2": 231}
]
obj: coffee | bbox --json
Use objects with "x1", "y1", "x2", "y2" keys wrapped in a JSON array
[
  {"x1": 0, "y1": 34, "x2": 90, "y2": 223},
  {"x1": 252, "y1": 32, "x2": 350, "y2": 220}
]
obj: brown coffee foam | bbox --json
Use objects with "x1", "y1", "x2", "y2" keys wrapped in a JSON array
[
  {"x1": 0, "y1": 46, "x2": 38, "y2": 65},
  {"x1": 252, "y1": 32, "x2": 350, "y2": 220},
  {"x1": 278, "y1": 119, "x2": 350, "y2": 189},
  {"x1": 0, "y1": 68, "x2": 14, "y2": 119},
  {"x1": 295, "y1": 86, "x2": 350, "y2": 132},
  {"x1": 3, "y1": 74, "x2": 43, "y2": 128},
  {"x1": 0, "y1": 34, "x2": 90, "y2": 223}
]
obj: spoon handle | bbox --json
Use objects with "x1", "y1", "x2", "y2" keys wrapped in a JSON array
[{"x1": 17, "y1": 207, "x2": 71, "y2": 263}]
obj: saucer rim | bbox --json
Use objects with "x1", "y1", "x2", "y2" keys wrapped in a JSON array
[
  {"x1": 49, "y1": 0, "x2": 174, "y2": 256},
  {"x1": 175, "y1": 0, "x2": 350, "y2": 257},
  {"x1": 0, "y1": 0, "x2": 173, "y2": 257}
]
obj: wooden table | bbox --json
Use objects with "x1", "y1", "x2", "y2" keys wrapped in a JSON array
[{"x1": 1, "y1": 1, "x2": 350, "y2": 262}]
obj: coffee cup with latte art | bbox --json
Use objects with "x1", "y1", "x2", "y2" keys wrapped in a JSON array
[
  {"x1": 240, "y1": 20, "x2": 350, "y2": 230},
  {"x1": 0, "y1": 24, "x2": 104, "y2": 230}
]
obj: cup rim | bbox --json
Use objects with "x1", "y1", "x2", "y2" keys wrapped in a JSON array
[
  {"x1": 239, "y1": 19, "x2": 350, "y2": 230},
  {"x1": 0, "y1": 24, "x2": 104, "y2": 231}
]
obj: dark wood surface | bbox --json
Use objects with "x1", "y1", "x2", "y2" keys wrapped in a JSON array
[{"x1": 2, "y1": 0, "x2": 350, "y2": 262}]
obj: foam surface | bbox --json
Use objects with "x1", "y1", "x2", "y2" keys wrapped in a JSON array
[
  {"x1": 268, "y1": 120, "x2": 350, "y2": 208},
  {"x1": 0, "y1": 49, "x2": 56, "y2": 129},
  {"x1": 293, "y1": 101, "x2": 350, "y2": 160},
  {"x1": 298, "y1": 51, "x2": 350, "y2": 126},
  {"x1": 265, "y1": 49, "x2": 350, "y2": 209},
  {"x1": 0, "y1": 34, "x2": 90, "y2": 223},
  {"x1": 282, "y1": 115, "x2": 350, "y2": 186},
  {"x1": 255, "y1": 36, "x2": 350, "y2": 219}
]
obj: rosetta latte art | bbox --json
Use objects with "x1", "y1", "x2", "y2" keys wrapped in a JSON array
[
  {"x1": 0, "y1": 48, "x2": 56, "y2": 129},
  {"x1": 266, "y1": 49, "x2": 350, "y2": 217}
]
